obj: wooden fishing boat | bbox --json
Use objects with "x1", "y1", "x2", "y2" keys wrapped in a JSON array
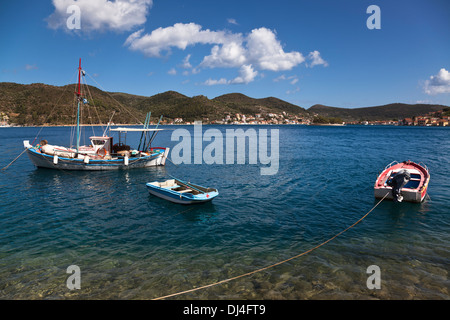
[
  {"x1": 23, "y1": 59, "x2": 169, "y2": 170},
  {"x1": 146, "y1": 178, "x2": 219, "y2": 204},
  {"x1": 374, "y1": 160, "x2": 430, "y2": 203}
]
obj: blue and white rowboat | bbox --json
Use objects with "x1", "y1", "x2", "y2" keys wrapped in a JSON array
[{"x1": 146, "y1": 179, "x2": 219, "y2": 204}]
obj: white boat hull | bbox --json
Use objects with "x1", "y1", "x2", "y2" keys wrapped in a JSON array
[
  {"x1": 374, "y1": 187, "x2": 425, "y2": 203},
  {"x1": 25, "y1": 146, "x2": 169, "y2": 171},
  {"x1": 146, "y1": 179, "x2": 219, "y2": 204},
  {"x1": 147, "y1": 188, "x2": 215, "y2": 204}
]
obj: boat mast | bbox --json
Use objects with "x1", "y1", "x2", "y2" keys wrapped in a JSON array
[{"x1": 76, "y1": 58, "x2": 82, "y2": 153}]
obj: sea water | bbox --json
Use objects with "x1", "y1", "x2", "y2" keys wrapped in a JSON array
[{"x1": 0, "y1": 125, "x2": 448, "y2": 299}]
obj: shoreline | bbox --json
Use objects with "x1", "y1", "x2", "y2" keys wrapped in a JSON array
[{"x1": 2, "y1": 123, "x2": 449, "y2": 128}]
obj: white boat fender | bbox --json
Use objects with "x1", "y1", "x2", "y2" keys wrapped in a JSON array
[
  {"x1": 53, "y1": 155, "x2": 58, "y2": 164},
  {"x1": 23, "y1": 140, "x2": 32, "y2": 149},
  {"x1": 84, "y1": 156, "x2": 90, "y2": 164},
  {"x1": 124, "y1": 155, "x2": 129, "y2": 166}
]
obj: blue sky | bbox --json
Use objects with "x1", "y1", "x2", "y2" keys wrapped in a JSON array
[{"x1": 0, "y1": 0, "x2": 449, "y2": 108}]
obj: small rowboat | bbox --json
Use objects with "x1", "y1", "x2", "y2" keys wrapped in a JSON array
[
  {"x1": 374, "y1": 160, "x2": 430, "y2": 203},
  {"x1": 146, "y1": 178, "x2": 219, "y2": 204}
]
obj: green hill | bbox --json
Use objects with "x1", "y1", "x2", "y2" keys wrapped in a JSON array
[
  {"x1": 308, "y1": 103, "x2": 447, "y2": 121},
  {"x1": 0, "y1": 82, "x2": 307, "y2": 125},
  {"x1": 0, "y1": 82, "x2": 148, "y2": 125},
  {"x1": 0, "y1": 82, "x2": 447, "y2": 126},
  {"x1": 213, "y1": 93, "x2": 307, "y2": 116}
]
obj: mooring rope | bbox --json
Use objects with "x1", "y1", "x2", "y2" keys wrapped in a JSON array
[
  {"x1": 152, "y1": 191, "x2": 390, "y2": 300},
  {"x1": 1, "y1": 148, "x2": 28, "y2": 172}
]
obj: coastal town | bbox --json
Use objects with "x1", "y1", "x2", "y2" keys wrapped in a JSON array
[
  {"x1": 396, "y1": 110, "x2": 449, "y2": 127},
  {"x1": 355, "y1": 109, "x2": 450, "y2": 127},
  {"x1": 176, "y1": 111, "x2": 311, "y2": 125},
  {"x1": 168, "y1": 109, "x2": 450, "y2": 126},
  {"x1": 1, "y1": 109, "x2": 449, "y2": 127}
]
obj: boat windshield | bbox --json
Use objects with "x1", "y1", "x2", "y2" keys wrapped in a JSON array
[{"x1": 92, "y1": 139, "x2": 107, "y2": 146}]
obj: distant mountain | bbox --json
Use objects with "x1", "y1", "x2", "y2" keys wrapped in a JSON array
[
  {"x1": 0, "y1": 82, "x2": 148, "y2": 125},
  {"x1": 213, "y1": 93, "x2": 307, "y2": 115},
  {"x1": 308, "y1": 103, "x2": 447, "y2": 121},
  {"x1": 0, "y1": 82, "x2": 307, "y2": 125},
  {"x1": 0, "y1": 82, "x2": 447, "y2": 126}
]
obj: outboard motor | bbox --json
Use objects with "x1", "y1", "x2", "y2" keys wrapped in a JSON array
[{"x1": 387, "y1": 169, "x2": 411, "y2": 202}]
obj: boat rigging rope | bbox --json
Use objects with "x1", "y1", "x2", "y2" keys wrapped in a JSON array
[
  {"x1": 83, "y1": 78, "x2": 105, "y2": 135},
  {"x1": 2, "y1": 72, "x2": 78, "y2": 172},
  {"x1": 152, "y1": 191, "x2": 391, "y2": 300},
  {"x1": 86, "y1": 73, "x2": 144, "y2": 125}
]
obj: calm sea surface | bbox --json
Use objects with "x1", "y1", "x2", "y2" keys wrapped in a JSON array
[{"x1": 0, "y1": 125, "x2": 449, "y2": 299}]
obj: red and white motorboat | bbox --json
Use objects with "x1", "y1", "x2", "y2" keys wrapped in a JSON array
[{"x1": 374, "y1": 160, "x2": 430, "y2": 203}]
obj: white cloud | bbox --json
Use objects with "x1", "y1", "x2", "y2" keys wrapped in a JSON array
[
  {"x1": 47, "y1": 0, "x2": 153, "y2": 32},
  {"x1": 273, "y1": 75, "x2": 287, "y2": 82},
  {"x1": 181, "y1": 54, "x2": 192, "y2": 69},
  {"x1": 230, "y1": 65, "x2": 258, "y2": 84},
  {"x1": 424, "y1": 68, "x2": 450, "y2": 95},
  {"x1": 273, "y1": 74, "x2": 298, "y2": 85},
  {"x1": 246, "y1": 27, "x2": 305, "y2": 71},
  {"x1": 125, "y1": 23, "x2": 322, "y2": 85},
  {"x1": 227, "y1": 18, "x2": 238, "y2": 25},
  {"x1": 167, "y1": 68, "x2": 177, "y2": 75},
  {"x1": 25, "y1": 64, "x2": 38, "y2": 71},
  {"x1": 200, "y1": 41, "x2": 247, "y2": 69},
  {"x1": 125, "y1": 23, "x2": 238, "y2": 57},
  {"x1": 204, "y1": 65, "x2": 258, "y2": 86},
  {"x1": 203, "y1": 78, "x2": 229, "y2": 86},
  {"x1": 307, "y1": 51, "x2": 328, "y2": 67}
]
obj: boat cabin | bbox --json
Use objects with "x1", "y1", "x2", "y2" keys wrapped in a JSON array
[{"x1": 89, "y1": 136, "x2": 112, "y2": 153}]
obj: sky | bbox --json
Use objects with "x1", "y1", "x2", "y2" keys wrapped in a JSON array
[{"x1": 0, "y1": 0, "x2": 449, "y2": 109}]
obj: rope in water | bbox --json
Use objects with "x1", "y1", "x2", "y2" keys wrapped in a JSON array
[
  {"x1": 152, "y1": 191, "x2": 390, "y2": 300},
  {"x1": 1, "y1": 148, "x2": 28, "y2": 172}
]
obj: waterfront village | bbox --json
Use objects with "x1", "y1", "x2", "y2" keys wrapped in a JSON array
[
  {"x1": 170, "y1": 109, "x2": 449, "y2": 126},
  {"x1": 173, "y1": 112, "x2": 311, "y2": 125},
  {"x1": 1, "y1": 109, "x2": 448, "y2": 127}
]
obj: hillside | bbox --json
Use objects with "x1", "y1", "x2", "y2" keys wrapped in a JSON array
[
  {"x1": 0, "y1": 82, "x2": 308, "y2": 126},
  {"x1": 213, "y1": 93, "x2": 307, "y2": 115},
  {"x1": 0, "y1": 82, "x2": 447, "y2": 126},
  {"x1": 309, "y1": 103, "x2": 447, "y2": 121},
  {"x1": 0, "y1": 82, "x2": 148, "y2": 125}
]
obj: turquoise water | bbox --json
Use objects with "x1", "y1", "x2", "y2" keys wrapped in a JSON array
[{"x1": 0, "y1": 125, "x2": 449, "y2": 299}]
